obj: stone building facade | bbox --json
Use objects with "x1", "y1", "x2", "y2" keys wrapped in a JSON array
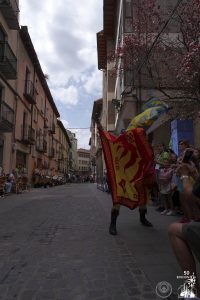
[{"x1": 0, "y1": 3, "x2": 71, "y2": 181}]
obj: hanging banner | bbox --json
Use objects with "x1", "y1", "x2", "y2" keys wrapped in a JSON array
[{"x1": 99, "y1": 127, "x2": 155, "y2": 209}]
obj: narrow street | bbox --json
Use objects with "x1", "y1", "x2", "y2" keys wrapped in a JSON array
[{"x1": 0, "y1": 184, "x2": 185, "y2": 300}]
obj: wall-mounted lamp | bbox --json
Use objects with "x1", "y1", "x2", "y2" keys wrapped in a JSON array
[{"x1": 112, "y1": 99, "x2": 122, "y2": 112}]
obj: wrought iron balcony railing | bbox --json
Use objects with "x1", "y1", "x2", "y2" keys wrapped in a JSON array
[
  {"x1": 58, "y1": 150, "x2": 65, "y2": 160},
  {"x1": 24, "y1": 80, "x2": 36, "y2": 104},
  {"x1": 0, "y1": 101, "x2": 14, "y2": 132},
  {"x1": 48, "y1": 123, "x2": 55, "y2": 134},
  {"x1": 44, "y1": 120, "x2": 48, "y2": 129},
  {"x1": 58, "y1": 151, "x2": 63, "y2": 160},
  {"x1": 43, "y1": 140, "x2": 47, "y2": 153},
  {"x1": 36, "y1": 136, "x2": 47, "y2": 153},
  {"x1": 21, "y1": 125, "x2": 35, "y2": 145},
  {"x1": 48, "y1": 147, "x2": 55, "y2": 158},
  {"x1": 0, "y1": 0, "x2": 19, "y2": 30},
  {"x1": 0, "y1": 41, "x2": 17, "y2": 79}
]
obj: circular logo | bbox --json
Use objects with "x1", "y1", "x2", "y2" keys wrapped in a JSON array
[{"x1": 155, "y1": 281, "x2": 172, "y2": 298}]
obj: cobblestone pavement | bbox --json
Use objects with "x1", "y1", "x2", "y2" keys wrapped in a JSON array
[{"x1": 0, "y1": 184, "x2": 176, "y2": 300}]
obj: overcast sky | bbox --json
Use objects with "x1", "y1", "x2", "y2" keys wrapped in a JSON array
[{"x1": 19, "y1": 1, "x2": 103, "y2": 149}]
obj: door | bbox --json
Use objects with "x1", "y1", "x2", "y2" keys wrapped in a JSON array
[
  {"x1": 0, "y1": 139, "x2": 4, "y2": 167},
  {"x1": 0, "y1": 27, "x2": 6, "y2": 60}
]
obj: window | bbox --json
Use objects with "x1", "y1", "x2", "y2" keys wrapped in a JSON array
[
  {"x1": 124, "y1": 69, "x2": 133, "y2": 86},
  {"x1": 16, "y1": 150, "x2": 27, "y2": 169},
  {"x1": 0, "y1": 27, "x2": 6, "y2": 61},
  {"x1": 22, "y1": 111, "x2": 28, "y2": 136},
  {"x1": 0, "y1": 86, "x2": 3, "y2": 104},
  {"x1": 45, "y1": 107, "x2": 49, "y2": 120},
  {"x1": 41, "y1": 98, "x2": 44, "y2": 114},
  {"x1": 0, "y1": 28, "x2": 5, "y2": 41},
  {"x1": 125, "y1": 0, "x2": 132, "y2": 17},
  {"x1": 124, "y1": 19, "x2": 133, "y2": 33},
  {"x1": 124, "y1": 0, "x2": 133, "y2": 32},
  {"x1": 33, "y1": 108, "x2": 38, "y2": 123},
  {"x1": 35, "y1": 79, "x2": 38, "y2": 93},
  {"x1": 24, "y1": 67, "x2": 31, "y2": 93},
  {"x1": 0, "y1": 138, "x2": 4, "y2": 166}
]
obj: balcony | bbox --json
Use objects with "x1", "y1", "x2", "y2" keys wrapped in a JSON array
[
  {"x1": 0, "y1": 0, "x2": 19, "y2": 30},
  {"x1": 0, "y1": 41, "x2": 17, "y2": 79},
  {"x1": 48, "y1": 147, "x2": 55, "y2": 158},
  {"x1": 24, "y1": 80, "x2": 36, "y2": 104},
  {"x1": 21, "y1": 125, "x2": 35, "y2": 145},
  {"x1": 44, "y1": 120, "x2": 48, "y2": 128},
  {"x1": 48, "y1": 123, "x2": 55, "y2": 134},
  {"x1": 0, "y1": 101, "x2": 14, "y2": 132},
  {"x1": 36, "y1": 137, "x2": 47, "y2": 153},
  {"x1": 43, "y1": 140, "x2": 47, "y2": 153},
  {"x1": 58, "y1": 151, "x2": 64, "y2": 160}
]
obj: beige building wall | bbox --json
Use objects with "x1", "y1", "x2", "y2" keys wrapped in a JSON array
[
  {"x1": 101, "y1": 72, "x2": 108, "y2": 129},
  {"x1": 57, "y1": 120, "x2": 71, "y2": 175},
  {"x1": 13, "y1": 26, "x2": 70, "y2": 181},
  {"x1": 0, "y1": 81, "x2": 16, "y2": 173},
  {"x1": 0, "y1": 4, "x2": 71, "y2": 182},
  {"x1": 67, "y1": 130, "x2": 78, "y2": 174},
  {"x1": 0, "y1": 2, "x2": 19, "y2": 174},
  {"x1": 90, "y1": 99, "x2": 103, "y2": 182},
  {"x1": 77, "y1": 149, "x2": 91, "y2": 175}
]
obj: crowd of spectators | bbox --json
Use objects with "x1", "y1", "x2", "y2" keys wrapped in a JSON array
[
  {"x1": 153, "y1": 140, "x2": 200, "y2": 299},
  {"x1": 0, "y1": 165, "x2": 28, "y2": 196},
  {"x1": 153, "y1": 141, "x2": 200, "y2": 220}
]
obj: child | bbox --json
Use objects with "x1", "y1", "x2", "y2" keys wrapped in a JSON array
[
  {"x1": 159, "y1": 159, "x2": 173, "y2": 215},
  {"x1": 169, "y1": 152, "x2": 182, "y2": 215}
]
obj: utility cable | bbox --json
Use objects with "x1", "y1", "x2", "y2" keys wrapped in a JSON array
[{"x1": 67, "y1": 127, "x2": 90, "y2": 130}]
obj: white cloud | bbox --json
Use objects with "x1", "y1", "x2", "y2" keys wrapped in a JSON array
[
  {"x1": 72, "y1": 129, "x2": 91, "y2": 149},
  {"x1": 77, "y1": 46, "x2": 97, "y2": 66},
  {"x1": 52, "y1": 86, "x2": 78, "y2": 106},
  {"x1": 83, "y1": 70, "x2": 102, "y2": 95},
  {"x1": 20, "y1": 0, "x2": 102, "y2": 86},
  {"x1": 20, "y1": 0, "x2": 102, "y2": 148}
]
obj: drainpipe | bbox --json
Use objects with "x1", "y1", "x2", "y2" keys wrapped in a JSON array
[{"x1": 30, "y1": 65, "x2": 36, "y2": 155}]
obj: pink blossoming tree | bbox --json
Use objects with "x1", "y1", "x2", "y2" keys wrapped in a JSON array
[{"x1": 108, "y1": 0, "x2": 200, "y2": 117}]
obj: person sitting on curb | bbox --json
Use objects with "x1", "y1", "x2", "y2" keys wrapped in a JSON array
[
  {"x1": 5, "y1": 169, "x2": 16, "y2": 194},
  {"x1": 168, "y1": 162, "x2": 200, "y2": 299}
]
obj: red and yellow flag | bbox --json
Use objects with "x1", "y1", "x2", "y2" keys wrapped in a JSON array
[{"x1": 99, "y1": 127, "x2": 155, "y2": 209}]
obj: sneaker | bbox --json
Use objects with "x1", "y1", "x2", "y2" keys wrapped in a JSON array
[
  {"x1": 183, "y1": 297, "x2": 200, "y2": 300},
  {"x1": 156, "y1": 207, "x2": 165, "y2": 212},
  {"x1": 166, "y1": 210, "x2": 177, "y2": 216},
  {"x1": 161, "y1": 209, "x2": 169, "y2": 215}
]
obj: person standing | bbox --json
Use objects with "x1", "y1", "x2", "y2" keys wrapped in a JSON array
[
  {"x1": 159, "y1": 159, "x2": 173, "y2": 215},
  {"x1": 96, "y1": 119, "x2": 155, "y2": 236},
  {"x1": 154, "y1": 143, "x2": 170, "y2": 212},
  {"x1": 5, "y1": 169, "x2": 16, "y2": 194},
  {"x1": 109, "y1": 202, "x2": 153, "y2": 235}
]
